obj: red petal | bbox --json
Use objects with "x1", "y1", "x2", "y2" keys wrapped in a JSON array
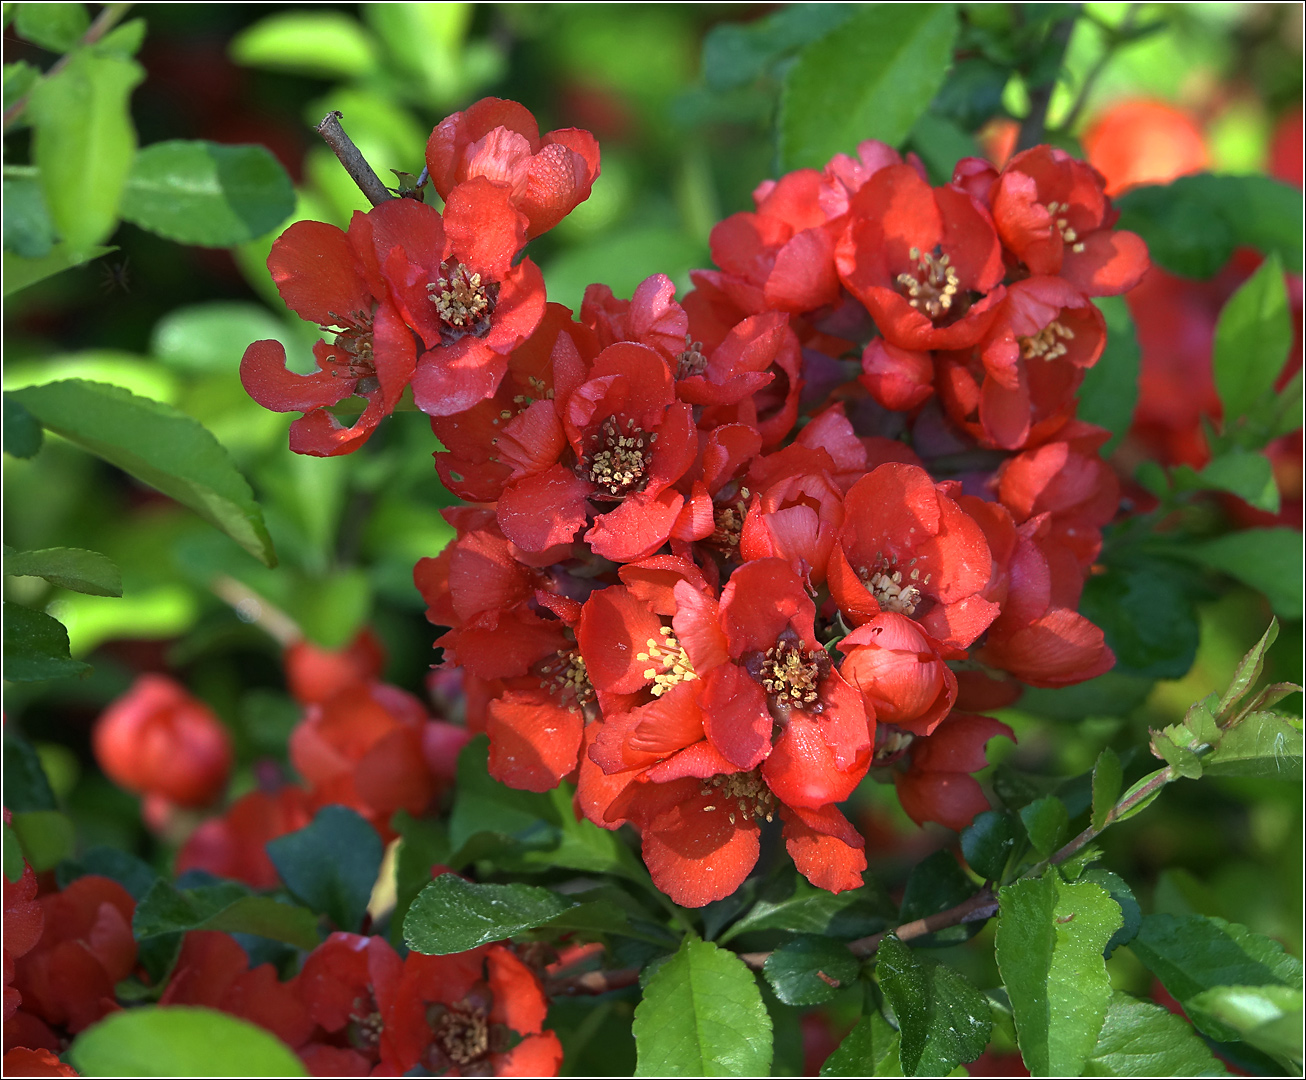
[
  {"x1": 486, "y1": 692, "x2": 584, "y2": 792},
  {"x1": 487, "y1": 945, "x2": 548, "y2": 1035},
  {"x1": 492, "y1": 1032, "x2": 564, "y2": 1077},
  {"x1": 240, "y1": 339, "x2": 354, "y2": 413},
  {"x1": 701, "y1": 663, "x2": 772, "y2": 769},
  {"x1": 269, "y1": 220, "x2": 373, "y2": 326},
  {"x1": 782, "y1": 805, "x2": 867, "y2": 893},
  {"x1": 496, "y1": 464, "x2": 591, "y2": 552}
]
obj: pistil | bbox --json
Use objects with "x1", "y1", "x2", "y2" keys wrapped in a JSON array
[{"x1": 896, "y1": 246, "x2": 960, "y2": 320}]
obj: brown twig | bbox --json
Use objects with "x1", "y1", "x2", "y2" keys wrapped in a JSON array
[
  {"x1": 210, "y1": 575, "x2": 302, "y2": 648},
  {"x1": 316, "y1": 111, "x2": 394, "y2": 207},
  {"x1": 545, "y1": 965, "x2": 640, "y2": 996},
  {"x1": 4, "y1": 3, "x2": 135, "y2": 130},
  {"x1": 1015, "y1": 7, "x2": 1082, "y2": 153}
]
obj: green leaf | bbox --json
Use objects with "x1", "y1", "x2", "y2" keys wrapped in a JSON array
[
  {"x1": 13, "y1": 2, "x2": 88, "y2": 51},
  {"x1": 9, "y1": 380, "x2": 276, "y2": 566},
  {"x1": 390, "y1": 811, "x2": 449, "y2": 949},
  {"x1": 1080, "y1": 871, "x2": 1140, "y2": 958},
  {"x1": 1080, "y1": 553, "x2": 1199, "y2": 679},
  {"x1": 1077, "y1": 297, "x2": 1141, "y2": 456},
  {"x1": 721, "y1": 874, "x2": 893, "y2": 944},
  {"x1": 822, "y1": 995, "x2": 904, "y2": 1076},
  {"x1": 1213, "y1": 254, "x2": 1293, "y2": 422},
  {"x1": 151, "y1": 301, "x2": 292, "y2": 373},
  {"x1": 700, "y1": 3, "x2": 856, "y2": 90},
  {"x1": 779, "y1": 4, "x2": 959, "y2": 169},
  {"x1": 133, "y1": 879, "x2": 320, "y2": 950},
  {"x1": 69, "y1": 1005, "x2": 307, "y2": 1077},
  {"x1": 1112, "y1": 768, "x2": 1169, "y2": 823},
  {"x1": 3, "y1": 729, "x2": 57, "y2": 811},
  {"x1": 1149, "y1": 728, "x2": 1204, "y2": 779},
  {"x1": 10, "y1": 809, "x2": 75, "y2": 871},
  {"x1": 960, "y1": 810, "x2": 1018, "y2": 882},
  {"x1": 3, "y1": 602, "x2": 91, "y2": 681},
  {"x1": 1185, "y1": 985, "x2": 1303, "y2": 1064},
  {"x1": 28, "y1": 49, "x2": 143, "y2": 252},
  {"x1": 4, "y1": 60, "x2": 39, "y2": 113},
  {"x1": 1175, "y1": 450, "x2": 1280, "y2": 513},
  {"x1": 4, "y1": 820, "x2": 25, "y2": 883},
  {"x1": 447, "y1": 736, "x2": 559, "y2": 854},
  {"x1": 120, "y1": 141, "x2": 295, "y2": 248},
  {"x1": 1090, "y1": 749, "x2": 1123, "y2": 832},
  {"x1": 3, "y1": 393, "x2": 43, "y2": 458},
  {"x1": 633, "y1": 936, "x2": 773, "y2": 1077},
  {"x1": 763, "y1": 934, "x2": 861, "y2": 1006},
  {"x1": 1217, "y1": 619, "x2": 1278, "y2": 719},
  {"x1": 404, "y1": 876, "x2": 574, "y2": 955},
  {"x1": 5, "y1": 546, "x2": 122, "y2": 596},
  {"x1": 2, "y1": 242, "x2": 116, "y2": 296},
  {"x1": 266, "y1": 805, "x2": 382, "y2": 932},
  {"x1": 3, "y1": 176, "x2": 55, "y2": 258},
  {"x1": 995, "y1": 870, "x2": 1123, "y2": 1076},
  {"x1": 1084, "y1": 991, "x2": 1230, "y2": 1076},
  {"x1": 907, "y1": 112, "x2": 978, "y2": 186},
  {"x1": 1183, "y1": 529, "x2": 1303, "y2": 621},
  {"x1": 230, "y1": 11, "x2": 380, "y2": 79},
  {"x1": 1019, "y1": 796, "x2": 1069, "y2": 858},
  {"x1": 898, "y1": 850, "x2": 982, "y2": 947},
  {"x1": 1203, "y1": 711, "x2": 1303, "y2": 780},
  {"x1": 877, "y1": 935, "x2": 991, "y2": 1076},
  {"x1": 57, "y1": 845, "x2": 160, "y2": 899}
]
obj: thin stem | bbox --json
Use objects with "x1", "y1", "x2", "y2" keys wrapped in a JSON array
[
  {"x1": 1057, "y1": 4, "x2": 1144, "y2": 135},
  {"x1": 1015, "y1": 7, "x2": 1082, "y2": 153},
  {"x1": 210, "y1": 575, "x2": 302, "y2": 648},
  {"x1": 4, "y1": 3, "x2": 134, "y2": 131},
  {"x1": 545, "y1": 965, "x2": 640, "y2": 996},
  {"x1": 316, "y1": 111, "x2": 394, "y2": 207}
]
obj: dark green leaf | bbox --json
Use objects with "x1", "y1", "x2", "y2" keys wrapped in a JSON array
[
  {"x1": 57, "y1": 845, "x2": 160, "y2": 899},
  {"x1": 13, "y1": 2, "x2": 88, "y2": 51},
  {"x1": 763, "y1": 934, "x2": 861, "y2": 1006},
  {"x1": 28, "y1": 49, "x2": 142, "y2": 252},
  {"x1": 960, "y1": 810, "x2": 1018, "y2": 881},
  {"x1": 995, "y1": 870, "x2": 1123, "y2": 1076},
  {"x1": 928, "y1": 56, "x2": 1009, "y2": 130},
  {"x1": 633, "y1": 936, "x2": 773, "y2": 1077},
  {"x1": 822, "y1": 995, "x2": 903, "y2": 1076},
  {"x1": 1217, "y1": 620, "x2": 1278, "y2": 719},
  {"x1": 230, "y1": 11, "x2": 380, "y2": 79},
  {"x1": 3, "y1": 729, "x2": 57, "y2": 811},
  {"x1": 10, "y1": 380, "x2": 275, "y2": 566},
  {"x1": 3, "y1": 393, "x2": 43, "y2": 458},
  {"x1": 389, "y1": 810, "x2": 449, "y2": 949},
  {"x1": 120, "y1": 141, "x2": 295, "y2": 247},
  {"x1": 1080, "y1": 871, "x2": 1140, "y2": 958},
  {"x1": 1079, "y1": 553, "x2": 1199, "y2": 679},
  {"x1": 266, "y1": 805, "x2": 382, "y2": 932},
  {"x1": 1185, "y1": 985, "x2": 1302, "y2": 1064},
  {"x1": 1213, "y1": 254, "x2": 1293, "y2": 422},
  {"x1": 10, "y1": 809, "x2": 75, "y2": 871},
  {"x1": 721, "y1": 874, "x2": 894, "y2": 944},
  {"x1": 2, "y1": 602, "x2": 90, "y2": 682},
  {"x1": 1090, "y1": 748, "x2": 1123, "y2": 832},
  {"x1": 133, "y1": 879, "x2": 320, "y2": 950},
  {"x1": 2, "y1": 242, "x2": 115, "y2": 296},
  {"x1": 779, "y1": 4, "x2": 959, "y2": 169},
  {"x1": 1077, "y1": 296, "x2": 1141, "y2": 456},
  {"x1": 700, "y1": 3, "x2": 856, "y2": 90},
  {"x1": 1084, "y1": 991, "x2": 1230, "y2": 1076},
  {"x1": 447, "y1": 736, "x2": 558, "y2": 854},
  {"x1": 69, "y1": 1005, "x2": 307, "y2": 1077},
  {"x1": 877, "y1": 935, "x2": 991, "y2": 1076},
  {"x1": 404, "y1": 876, "x2": 574, "y2": 955},
  {"x1": 3, "y1": 820, "x2": 25, "y2": 883},
  {"x1": 1019, "y1": 796, "x2": 1069, "y2": 858},
  {"x1": 151, "y1": 301, "x2": 291, "y2": 373},
  {"x1": 3, "y1": 176, "x2": 55, "y2": 257},
  {"x1": 898, "y1": 850, "x2": 981, "y2": 947},
  {"x1": 1204, "y1": 711, "x2": 1303, "y2": 780},
  {"x1": 1183, "y1": 529, "x2": 1303, "y2": 621},
  {"x1": 5, "y1": 546, "x2": 122, "y2": 596}
]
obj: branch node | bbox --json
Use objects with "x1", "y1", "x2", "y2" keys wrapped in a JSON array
[{"x1": 316, "y1": 111, "x2": 394, "y2": 208}]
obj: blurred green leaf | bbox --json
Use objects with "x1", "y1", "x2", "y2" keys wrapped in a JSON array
[
  {"x1": 822, "y1": 993, "x2": 903, "y2": 1076},
  {"x1": 28, "y1": 48, "x2": 142, "y2": 253},
  {"x1": 1080, "y1": 553, "x2": 1200, "y2": 679},
  {"x1": 2, "y1": 176, "x2": 55, "y2": 257},
  {"x1": 13, "y1": 2, "x2": 87, "y2": 51},
  {"x1": 266, "y1": 805, "x2": 382, "y2": 933},
  {"x1": 3, "y1": 821, "x2": 25, "y2": 883},
  {"x1": 3, "y1": 242, "x2": 115, "y2": 296},
  {"x1": 69, "y1": 1006, "x2": 308, "y2": 1077},
  {"x1": 5, "y1": 546, "x2": 122, "y2": 596},
  {"x1": 3, "y1": 602, "x2": 90, "y2": 681},
  {"x1": 1173, "y1": 450, "x2": 1279, "y2": 513},
  {"x1": 95, "y1": 16, "x2": 146, "y2": 58},
  {"x1": 3, "y1": 394, "x2": 43, "y2": 458},
  {"x1": 58, "y1": 845, "x2": 160, "y2": 899},
  {"x1": 11, "y1": 809, "x2": 76, "y2": 871},
  {"x1": 134, "y1": 879, "x2": 321, "y2": 950},
  {"x1": 120, "y1": 141, "x2": 295, "y2": 248},
  {"x1": 1078, "y1": 297, "x2": 1141, "y2": 456},
  {"x1": 908, "y1": 112, "x2": 977, "y2": 185},
  {"x1": 4, "y1": 59, "x2": 39, "y2": 113},
  {"x1": 1019, "y1": 796, "x2": 1070, "y2": 857},
  {"x1": 700, "y1": 3, "x2": 856, "y2": 91},
  {"x1": 1085, "y1": 991, "x2": 1231, "y2": 1077},
  {"x1": 1182, "y1": 530, "x2": 1303, "y2": 621},
  {"x1": 151, "y1": 302, "x2": 291, "y2": 374},
  {"x1": 390, "y1": 810, "x2": 449, "y2": 949},
  {"x1": 1213, "y1": 254, "x2": 1293, "y2": 423},
  {"x1": 779, "y1": 4, "x2": 959, "y2": 169},
  {"x1": 3, "y1": 730, "x2": 57, "y2": 812},
  {"x1": 1186, "y1": 985, "x2": 1302, "y2": 1064},
  {"x1": 1090, "y1": 748, "x2": 1123, "y2": 832},
  {"x1": 9, "y1": 380, "x2": 276, "y2": 567},
  {"x1": 763, "y1": 934, "x2": 861, "y2": 1006},
  {"x1": 230, "y1": 11, "x2": 379, "y2": 79},
  {"x1": 405, "y1": 876, "x2": 574, "y2": 955}
]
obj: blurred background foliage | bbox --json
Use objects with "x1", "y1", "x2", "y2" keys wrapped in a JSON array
[{"x1": 3, "y1": 4, "x2": 1302, "y2": 1069}]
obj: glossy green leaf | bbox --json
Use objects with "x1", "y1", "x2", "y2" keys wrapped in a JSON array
[
  {"x1": 2, "y1": 242, "x2": 116, "y2": 296},
  {"x1": 960, "y1": 810, "x2": 1018, "y2": 882},
  {"x1": 700, "y1": 3, "x2": 856, "y2": 90},
  {"x1": 405, "y1": 876, "x2": 574, "y2": 955},
  {"x1": 1019, "y1": 796, "x2": 1070, "y2": 858},
  {"x1": 3, "y1": 176, "x2": 55, "y2": 257},
  {"x1": 763, "y1": 934, "x2": 860, "y2": 1006},
  {"x1": 898, "y1": 850, "x2": 978, "y2": 948},
  {"x1": 1184, "y1": 529, "x2": 1303, "y2": 620},
  {"x1": 1186, "y1": 985, "x2": 1303, "y2": 1063},
  {"x1": 9, "y1": 380, "x2": 275, "y2": 566},
  {"x1": 3, "y1": 603, "x2": 90, "y2": 681},
  {"x1": 1217, "y1": 620, "x2": 1278, "y2": 718},
  {"x1": 266, "y1": 805, "x2": 382, "y2": 932},
  {"x1": 1081, "y1": 871, "x2": 1141, "y2": 958},
  {"x1": 133, "y1": 879, "x2": 320, "y2": 950},
  {"x1": 5, "y1": 546, "x2": 122, "y2": 596},
  {"x1": 230, "y1": 11, "x2": 379, "y2": 78},
  {"x1": 151, "y1": 301, "x2": 291, "y2": 373},
  {"x1": 57, "y1": 845, "x2": 160, "y2": 899},
  {"x1": 633, "y1": 937, "x2": 773, "y2": 1077},
  {"x1": 1084, "y1": 991, "x2": 1230, "y2": 1076},
  {"x1": 69, "y1": 1006, "x2": 307, "y2": 1077},
  {"x1": 10, "y1": 810, "x2": 75, "y2": 871},
  {"x1": 3, "y1": 394, "x2": 42, "y2": 458},
  {"x1": 390, "y1": 811, "x2": 449, "y2": 949},
  {"x1": 13, "y1": 2, "x2": 87, "y2": 51},
  {"x1": 721, "y1": 875, "x2": 893, "y2": 943},
  {"x1": 822, "y1": 996, "x2": 904, "y2": 1076},
  {"x1": 1080, "y1": 553, "x2": 1200, "y2": 678},
  {"x1": 1112, "y1": 768, "x2": 1169, "y2": 823},
  {"x1": 996, "y1": 870, "x2": 1123, "y2": 1076},
  {"x1": 1214, "y1": 254, "x2": 1293, "y2": 422},
  {"x1": 28, "y1": 49, "x2": 142, "y2": 252},
  {"x1": 1078, "y1": 297, "x2": 1141, "y2": 456},
  {"x1": 779, "y1": 4, "x2": 958, "y2": 169},
  {"x1": 877, "y1": 935, "x2": 991, "y2": 1076},
  {"x1": 120, "y1": 141, "x2": 295, "y2": 247},
  {"x1": 1203, "y1": 711, "x2": 1303, "y2": 780},
  {"x1": 1090, "y1": 749, "x2": 1123, "y2": 832}
]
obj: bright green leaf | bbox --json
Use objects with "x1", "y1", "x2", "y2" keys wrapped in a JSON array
[
  {"x1": 94, "y1": 16, "x2": 146, "y2": 58},
  {"x1": 996, "y1": 870, "x2": 1123, "y2": 1076},
  {"x1": 763, "y1": 934, "x2": 860, "y2": 1006},
  {"x1": 3, "y1": 242, "x2": 116, "y2": 297},
  {"x1": 4, "y1": 60, "x2": 40, "y2": 113},
  {"x1": 960, "y1": 810, "x2": 1018, "y2": 882},
  {"x1": 13, "y1": 2, "x2": 88, "y2": 51},
  {"x1": 1078, "y1": 296, "x2": 1141, "y2": 456},
  {"x1": 266, "y1": 805, "x2": 382, "y2": 932},
  {"x1": 1150, "y1": 729, "x2": 1204, "y2": 779},
  {"x1": 1183, "y1": 529, "x2": 1303, "y2": 620},
  {"x1": 1178, "y1": 450, "x2": 1280, "y2": 513},
  {"x1": 405, "y1": 876, "x2": 574, "y2": 955},
  {"x1": 3, "y1": 603, "x2": 90, "y2": 681},
  {"x1": 9, "y1": 380, "x2": 276, "y2": 566},
  {"x1": 822, "y1": 996, "x2": 904, "y2": 1076},
  {"x1": 3, "y1": 393, "x2": 43, "y2": 458},
  {"x1": 1081, "y1": 870, "x2": 1141, "y2": 958},
  {"x1": 1112, "y1": 768, "x2": 1169, "y2": 823},
  {"x1": 69, "y1": 1006, "x2": 307, "y2": 1077},
  {"x1": 230, "y1": 11, "x2": 379, "y2": 79},
  {"x1": 1204, "y1": 712, "x2": 1303, "y2": 780},
  {"x1": 1214, "y1": 254, "x2": 1292, "y2": 422},
  {"x1": 877, "y1": 935, "x2": 991, "y2": 1076},
  {"x1": 151, "y1": 301, "x2": 293, "y2": 373},
  {"x1": 633, "y1": 937, "x2": 773, "y2": 1077},
  {"x1": 1217, "y1": 620, "x2": 1279, "y2": 718},
  {"x1": 10, "y1": 810, "x2": 75, "y2": 871},
  {"x1": 5, "y1": 546, "x2": 122, "y2": 596},
  {"x1": 1091, "y1": 749, "x2": 1123, "y2": 832},
  {"x1": 1186, "y1": 985, "x2": 1303, "y2": 1064},
  {"x1": 1019, "y1": 796, "x2": 1070, "y2": 858},
  {"x1": 779, "y1": 4, "x2": 959, "y2": 169},
  {"x1": 28, "y1": 49, "x2": 142, "y2": 252},
  {"x1": 120, "y1": 141, "x2": 295, "y2": 247},
  {"x1": 1084, "y1": 991, "x2": 1230, "y2": 1076}
]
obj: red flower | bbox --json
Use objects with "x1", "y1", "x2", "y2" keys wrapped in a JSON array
[
  {"x1": 175, "y1": 786, "x2": 313, "y2": 890},
  {"x1": 427, "y1": 97, "x2": 600, "y2": 239},
  {"x1": 4, "y1": 861, "x2": 43, "y2": 1021},
  {"x1": 1082, "y1": 100, "x2": 1209, "y2": 197},
  {"x1": 836, "y1": 163, "x2": 1007, "y2": 350},
  {"x1": 2, "y1": 1048, "x2": 77, "y2": 1077},
  {"x1": 92, "y1": 674, "x2": 233, "y2": 809},
  {"x1": 838, "y1": 612, "x2": 959, "y2": 737},
  {"x1": 297, "y1": 932, "x2": 405, "y2": 1071},
  {"x1": 991, "y1": 145, "x2": 1149, "y2": 296},
  {"x1": 893, "y1": 712, "x2": 1014, "y2": 831},
  {"x1": 284, "y1": 628, "x2": 387, "y2": 707},
  {"x1": 860, "y1": 337, "x2": 935, "y2": 412},
  {"x1": 738, "y1": 443, "x2": 845, "y2": 585}
]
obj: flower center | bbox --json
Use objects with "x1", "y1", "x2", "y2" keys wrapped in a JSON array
[
  {"x1": 539, "y1": 648, "x2": 595, "y2": 711},
  {"x1": 429, "y1": 1002, "x2": 490, "y2": 1066},
  {"x1": 635, "y1": 625, "x2": 697, "y2": 697},
  {"x1": 676, "y1": 335, "x2": 708, "y2": 379},
  {"x1": 1019, "y1": 319, "x2": 1075, "y2": 361},
  {"x1": 427, "y1": 260, "x2": 497, "y2": 340},
  {"x1": 874, "y1": 726, "x2": 915, "y2": 765},
  {"x1": 1045, "y1": 202, "x2": 1086, "y2": 253},
  {"x1": 896, "y1": 247, "x2": 960, "y2": 320},
  {"x1": 582, "y1": 416, "x2": 653, "y2": 499},
  {"x1": 759, "y1": 635, "x2": 829, "y2": 712},
  {"x1": 857, "y1": 554, "x2": 927, "y2": 616},
  {"x1": 347, "y1": 1002, "x2": 384, "y2": 1052},
  {"x1": 700, "y1": 769, "x2": 775, "y2": 824},
  {"x1": 324, "y1": 309, "x2": 377, "y2": 382},
  {"x1": 707, "y1": 488, "x2": 750, "y2": 554}
]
